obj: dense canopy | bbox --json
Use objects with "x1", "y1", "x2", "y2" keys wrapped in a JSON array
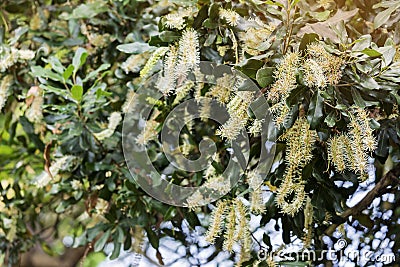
[{"x1": 0, "y1": 0, "x2": 400, "y2": 266}]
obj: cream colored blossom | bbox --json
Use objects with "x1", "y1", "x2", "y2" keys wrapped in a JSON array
[
  {"x1": 239, "y1": 20, "x2": 275, "y2": 56},
  {"x1": 303, "y1": 58, "x2": 326, "y2": 88},
  {"x1": 217, "y1": 91, "x2": 254, "y2": 140},
  {"x1": 203, "y1": 175, "x2": 231, "y2": 195},
  {"x1": 95, "y1": 198, "x2": 109, "y2": 215},
  {"x1": 25, "y1": 86, "x2": 43, "y2": 123},
  {"x1": 249, "y1": 119, "x2": 264, "y2": 135},
  {"x1": 121, "y1": 54, "x2": 148, "y2": 74},
  {"x1": 135, "y1": 119, "x2": 160, "y2": 145},
  {"x1": 71, "y1": 180, "x2": 83, "y2": 190},
  {"x1": 206, "y1": 74, "x2": 243, "y2": 104},
  {"x1": 306, "y1": 43, "x2": 343, "y2": 86},
  {"x1": 0, "y1": 75, "x2": 13, "y2": 112},
  {"x1": 34, "y1": 156, "x2": 76, "y2": 188},
  {"x1": 268, "y1": 52, "x2": 300, "y2": 126},
  {"x1": 94, "y1": 112, "x2": 122, "y2": 140},
  {"x1": 223, "y1": 204, "x2": 236, "y2": 252},
  {"x1": 275, "y1": 118, "x2": 317, "y2": 216},
  {"x1": 219, "y1": 8, "x2": 241, "y2": 27},
  {"x1": 0, "y1": 48, "x2": 18, "y2": 72},
  {"x1": 165, "y1": 13, "x2": 186, "y2": 30},
  {"x1": 199, "y1": 97, "x2": 211, "y2": 122},
  {"x1": 17, "y1": 49, "x2": 35, "y2": 61},
  {"x1": 175, "y1": 29, "x2": 200, "y2": 80},
  {"x1": 122, "y1": 90, "x2": 136, "y2": 113},
  {"x1": 327, "y1": 107, "x2": 376, "y2": 179},
  {"x1": 157, "y1": 45, "x2": 178, "y2": 95},
  {"x1": 140, "y1": 47, "x2": 169, "y2": 80},
  {"x1": 250, "y1": 187, "x2": 265, "y2": 214},
  {"x1": 205, "y1": 200, "x2": 228, "y2": 243}
]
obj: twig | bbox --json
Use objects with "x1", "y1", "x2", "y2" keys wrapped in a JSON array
[{"x1": 324, "y1": 164, "x2": 400, "y2": 236}]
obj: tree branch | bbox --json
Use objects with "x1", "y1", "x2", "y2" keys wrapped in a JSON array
[{"x1": 325, "y1": 164, "x2": 400, "y2": 236}]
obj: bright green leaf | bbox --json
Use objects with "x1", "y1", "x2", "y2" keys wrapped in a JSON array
[{"x1": 71, "y1": 85, "x2": 83, "y2": 102}]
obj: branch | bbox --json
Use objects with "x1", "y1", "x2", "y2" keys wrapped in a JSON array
[{"x1": 325, "y1": 164, "x2": 400, "y2": 236}]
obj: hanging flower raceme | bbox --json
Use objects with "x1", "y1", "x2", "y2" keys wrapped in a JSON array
[
  {"x1": 205, "y1": 198, "x2": 252, "y2": 264},
  {"x1": 303, "y1": 43, "x2": 343, "y2": 87},
  {"x1": 268, "y1": 52, "x2": 300, "y2": 126},
  {"x1": 327, "y1": 107, "x2": 376, "y2": 179},
  {"x1": 275, "y1": 118, "x2": 317, "y2": 216}
]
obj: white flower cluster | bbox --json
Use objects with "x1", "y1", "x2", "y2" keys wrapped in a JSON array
[
  {"x1": 34, "y1": 156, "x2": 76, "y2": 188},
  {"x1": 25, "y1": 86, "x2": 43, "y2": 124},
  {"x1": 0, "y1": 47, "x2": 35, "y2": 72},
  {"x1": 94, "y1": 112, "x2": 122, "y2": 140},
  {"x1": 164, "y1": 7, "x2": 195, "y2": 30},
  {"x1": 157, "y1": 29, "x2": 200, "y2": 96},
  {"x1": 0, "y1": 75, "x2": 13, "y2": 112},
  {"x1": 219, "y1": 8, "x2": 241, "y2": 27}
]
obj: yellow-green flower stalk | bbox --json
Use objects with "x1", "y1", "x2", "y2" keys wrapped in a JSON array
[
  {"x1": 139, "y1": 47, "x2": 169, "y2": 81},
  {"x1": 303, "y1": 196, "x2": 313, "y2": 248},
  {"x1": 275, "y1": 118, "x2": 317, "y2": 216},
  {"x1": 267, "y1": 52, "x2": 300, "y2": 126},
  {"x1": 223, "y1": 204, "x2": 237, "y2": 252},
  {"x1": 205, "y1": 200, "x2": 228, "y2": 244}
]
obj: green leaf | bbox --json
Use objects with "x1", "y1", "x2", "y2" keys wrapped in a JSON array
[
  {"x1": 307, "y1": 90, "x2": 324, "y2": 129},
  {"x1": 63, "y1": 65, "x2": 74, "y2": 81},
  {"x1": 351, "y1": 88, "x2": 366, "y2": 108},
  {"x1": 72, "y1": 48, "x2": 88, "y2": 76},
  {"x1": 309, "y1": 10, "x2": 331, "y2": 21},
  {"x1": 83, "y1": 64, "x2": 110, "y2": 82},
  {"x1": 44, "y1": 56, "x2": 65, "y2": 74},
  {"x1": 146, "y1": 227, "x2": 159, "y2": 249},
  {"x1": 324, "y1": 111, "x2": 336, "y2": 127},
  {"x1": 159, "y1": 31, "x2": 181, "y2": 42},
  {"x1": 361, "y1": 48, "x2": 382, "y2": 58},
  {"x1": 61, "y1": 3, "x2": 108, "y2": 19},
  {"x1": 236, "y1": 59, "x2": 264, "y2": 79},
  {"x1": 31, "y1": 66, "x2": 64, "y2": 83},
  {"x1": 355, "y1": 214, "x2": 374, "y2": 228},
  {"x1": 71, "y1": 85, "x2": 83, "y2": 102},
  {"x1": 373, "y1": 3, "x2": 400, "y2": 29},
  {"x1": 299, "y1": 33, "x2": 320, "y2": 52},
  {"x1": 376, "y1": 129, "x2": 389, "y2": 158},
  {"x1": 116, "y1": 43, "x2": 156, "y2": 54},
  {"x1": 256, "y1": 67, "x2": 275, "y2": 87},
  {"x1": 110, "y1": 241, "x2": 121, "y2": 260},
  {"x1": 115, "y1": 227, "x2": 124, "y2": 243},
  {"x1": 94, "y1": 229, "x2": 111, "y2": 252}
]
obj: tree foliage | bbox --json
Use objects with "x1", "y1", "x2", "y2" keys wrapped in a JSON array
[{"x1": 0, "y1": 0, "x2": 400, "y2": 266}]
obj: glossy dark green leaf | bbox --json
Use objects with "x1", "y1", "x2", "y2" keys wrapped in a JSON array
[
  {"x1": 307, "y1": 90, "x2": 324, "y2": 129},
  {"x1": 299, "y1": 33, "x2": 319, "y2": 52},
  {"x1": 351, "y1": 88, "x2": 366, "y2": 108},
  {"x1": 256, "y1": 67, "x2": 275, "y2": 87},
  {"x1": 94, "y1": 229, "x2": 111, "y2": 252},
  {"x1": 146, "y1": 227, "x2": 159, "y2": 249},
  {"x1": 324, "y1": 111, "x2": 336, "y2": 127}
]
